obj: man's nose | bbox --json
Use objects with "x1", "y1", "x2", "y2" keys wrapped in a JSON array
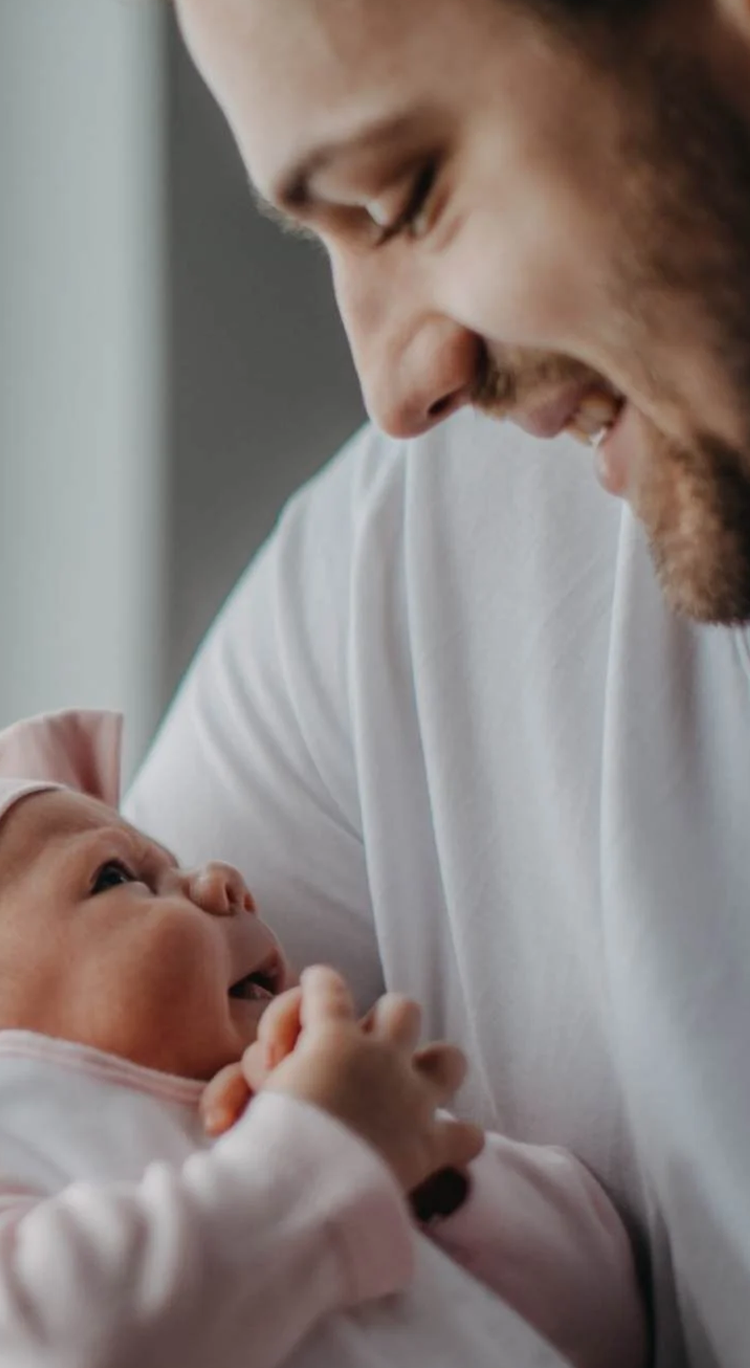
[
  {"x1": 185, "y1": 862, "x2": 256, "y2": 918},
  {"x1": 359, "y1": 317, "x2": 480, "y2": 439},
  {"x1": 334, "y1": 259, "x2": 481, "y2": 439}
]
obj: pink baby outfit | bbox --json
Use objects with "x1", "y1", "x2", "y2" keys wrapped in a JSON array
[{"x1": 0, "y1": 711, "x2": 647, "y2": 1368}]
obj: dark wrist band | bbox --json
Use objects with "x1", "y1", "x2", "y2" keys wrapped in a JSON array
[{"x1": 409, "y1": 1166, "x2": 471, "y2": 1224}]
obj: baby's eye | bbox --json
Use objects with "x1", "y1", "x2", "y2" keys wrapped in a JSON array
[{"x1": 91, "y1": 861, "x2": 136, "y2": 895}]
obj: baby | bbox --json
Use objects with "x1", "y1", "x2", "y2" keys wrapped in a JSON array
[{"x1": 0, "y1": 709, "x2": 647, "y2": 1368}]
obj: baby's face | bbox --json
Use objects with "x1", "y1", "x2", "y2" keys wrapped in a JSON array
[{"x1": 0, "y1": 790, "x2": 288, "y2": 1079}]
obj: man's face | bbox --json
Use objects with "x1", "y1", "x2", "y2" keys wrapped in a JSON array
[
  {"x1": 0, "y1": 791, "x2": 287, "y2": 1080},
  {"x1": 176, "y1": 0, "x2": 750, "y2": 624}
]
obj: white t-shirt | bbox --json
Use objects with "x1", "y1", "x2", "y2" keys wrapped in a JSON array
[{"x1": 126, "y1": 410, "x2": 750, "y2": 1368}]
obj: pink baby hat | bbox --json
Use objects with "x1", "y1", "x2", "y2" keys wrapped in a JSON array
[{"x1": 0, "y1": 711, "x2": 123, "y2": 829}]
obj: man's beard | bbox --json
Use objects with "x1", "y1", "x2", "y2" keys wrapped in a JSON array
[
  {"x1": 632, "y1": 427, "x2": 750, "y2": 623},
  {"x1": 476, "y1": 45, "x2": 750, "y2": 625}
]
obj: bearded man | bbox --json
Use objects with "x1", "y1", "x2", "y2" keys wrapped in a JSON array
[{"x1": 128, "y1": 4, "x2": 750, "y2": 1364}]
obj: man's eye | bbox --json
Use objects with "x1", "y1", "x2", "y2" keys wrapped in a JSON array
[
  {"x1": 374, "y1": 161, "x2": 438, "y2": 246},
  {"x1": 91, "y1": 861, "x2": 136, "y2": 895}
]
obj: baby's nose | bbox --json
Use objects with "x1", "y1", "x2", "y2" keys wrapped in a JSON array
[{"x1": 187, "y1": 862, "x2": 256, "y2": 918}]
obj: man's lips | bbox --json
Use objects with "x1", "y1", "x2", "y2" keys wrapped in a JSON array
[
  {"x1": 511, "y1": 380, "x2": 623, "y2": 443},
  {"x1": 506, "y1": 376, "x2": 637, "y2": 498},
  {"x1": 594, "y1": 399, "x2": 639, "y2": 497}
]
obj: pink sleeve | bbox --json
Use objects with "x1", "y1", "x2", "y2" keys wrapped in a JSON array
[
  {"x1": 424, "y1": 1134, "x2": 648, "y2": 1368},
  {"x1": 0, "y1": 1092, "x2": 413, "y2": 1368}
]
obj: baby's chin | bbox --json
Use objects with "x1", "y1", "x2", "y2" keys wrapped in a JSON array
[
  {"x1": 133, "y1": 970, "x2": 289, "y2": 1081},
  {"x1": 119, "y1": 1003, "x2": 270, "y2": 1082}
]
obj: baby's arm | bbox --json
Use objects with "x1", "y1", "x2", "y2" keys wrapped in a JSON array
[
  {"x1": 423, "y1": 1132, "x2": 649, "y2": 1368},
  {"x1": 0, "y1": 1086, "x2": 411, "y2": 1368},
  {"x1": 0, "y1": 970, "x2": 481, "y2": 1368},
  {"x1": 210, "y1": 985, "x2": 646, "y2": 1368}
]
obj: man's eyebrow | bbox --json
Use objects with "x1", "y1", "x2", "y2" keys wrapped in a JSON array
[{"x1": 248, "y1": 176, "x2": 311, "y2": 236}]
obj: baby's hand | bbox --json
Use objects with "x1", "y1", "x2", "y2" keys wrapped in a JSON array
[
  {"x1": 203, "y1": 967, "x2": 483, "y2": 1194},
  {"x1": 258, "y1": 966, "x2": 484, "y2": 1193},
  {"x1": 201, "y1": 985, "x2": 303, "y2": 1136}
]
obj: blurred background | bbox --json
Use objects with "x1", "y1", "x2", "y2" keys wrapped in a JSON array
[{"x1": 0, "y1": 0, "x2": 365, "y2": 775}]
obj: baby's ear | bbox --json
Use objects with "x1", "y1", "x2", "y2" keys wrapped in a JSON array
[{"x1": 200, "y1": 1062, "x2": 252, "y2": 1137}]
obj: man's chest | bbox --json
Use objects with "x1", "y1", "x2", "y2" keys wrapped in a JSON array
[{"x1": 356, "y1": 499, "x2": 750, "y2": 1366}]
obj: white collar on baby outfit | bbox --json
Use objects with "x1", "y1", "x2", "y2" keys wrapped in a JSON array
[
  {"x1": 0, "y1": 1030, "x2": 205, "y2": 1107},
  {"x1": 0, "y1": 1031, "x2": 209, "y2": 1192}
]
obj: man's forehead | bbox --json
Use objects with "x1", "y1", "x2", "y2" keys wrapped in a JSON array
[{"x1": 176, "y1": 0, "x2": 503, "y2": 200}]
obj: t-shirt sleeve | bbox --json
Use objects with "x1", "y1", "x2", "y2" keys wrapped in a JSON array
[{"x1": 125, "y1": 425, "x2": 400, "y2": 1010}]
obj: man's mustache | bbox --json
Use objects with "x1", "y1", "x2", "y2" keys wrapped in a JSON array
[{"x1": 473, "y1": 345, "x2": 605, "y2": 417}]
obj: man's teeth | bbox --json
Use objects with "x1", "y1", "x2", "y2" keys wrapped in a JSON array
[{"x1": 567, "y1": 391, "x2": 622, "y2": 446}]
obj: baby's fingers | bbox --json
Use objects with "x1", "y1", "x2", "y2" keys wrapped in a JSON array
[
  {"x1": 366, "y1": 993, "x2": 421, "y2": 1050},
  {"x1": 241, "y1": 987, "x2": 304, "y2": 1090},
  {"x1": 414, "y1": 1041, "x2": 468, "y2": 1101},
  {"x1": 299, "y1": 965, "x2": 355, "y2": 1030},
  {"x1": 432, "y1": 1117, "x2": 485, "y2": 1172},
  {"x1": 257, "y1": 986, "x2": 304, "y2": 1069},
  {"x1": 201, "y1": 1063, "x2": 252, "y2": 1137}
]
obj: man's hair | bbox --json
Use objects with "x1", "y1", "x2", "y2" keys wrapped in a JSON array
[
  {"x1": 545, "y1": 0, "x2": 650, "y2": 10},
  {"x1": 509, "y1": 0, "x2": 656, "y2": 53},
  {"x1": 513, "y1": 0, "x2": 654, "y2": 27}
]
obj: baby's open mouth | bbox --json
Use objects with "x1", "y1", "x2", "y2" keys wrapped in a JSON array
[
  {"x1": 228, "y1": 949, "x2": 284, "y2": 1003},
  {"x1": 228, "y1": 972, "x2": 276, "y2": 1002}
]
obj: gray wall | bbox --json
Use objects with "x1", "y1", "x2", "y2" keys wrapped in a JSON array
[
  {"x1": 0, "y1": 3, "x2": 365, "y2": 771},
  {"x1": 0, "y1": 0, "x2": 166, "y2": 776},
  {"x1": 166, "y1": 18, "x2": 365, "y2": 690}
]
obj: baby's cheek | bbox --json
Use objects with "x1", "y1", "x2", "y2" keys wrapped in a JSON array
[
  {"x1": 130, "y1": 915, "x2": 229, "y2": 1034},
  {"x1": 147, "y1": 907, "x2": 227, "y2": 992}
]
